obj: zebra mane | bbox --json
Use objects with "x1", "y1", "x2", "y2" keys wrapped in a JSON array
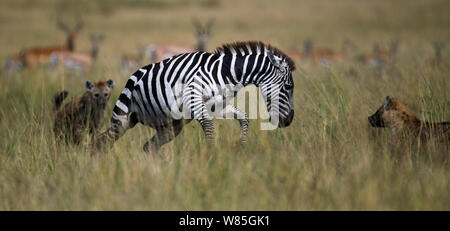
[{"x1": 214, "y1": 41, "x2": 296, "y2": 71}]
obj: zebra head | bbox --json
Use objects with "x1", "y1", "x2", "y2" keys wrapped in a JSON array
[{"x1": 261, "y1": 49, "x2": 295, "y2": 128}]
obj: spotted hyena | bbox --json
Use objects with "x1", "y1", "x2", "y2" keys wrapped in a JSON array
[
  {"x1": 53, "y1": 79, "x2": 114, "y2": 144},
  {"x1": 368, "y1": 96, "x2": 450, "y2": 144}
]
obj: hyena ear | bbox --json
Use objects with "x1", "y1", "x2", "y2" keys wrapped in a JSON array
[
  {"x1": 266, "y1": 49, "x2": 282, "y2": 69},
  {"x1": 106, "y1": 79, "x2": 115, "y2": 89},
  {"x1": 86, "y1": 80, "x2": 94, "y2": 91},
  {"x1": 385, "y1": 96, "x2": 393, "y2": 110}
]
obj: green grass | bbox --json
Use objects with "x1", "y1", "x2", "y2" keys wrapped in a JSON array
[{"x1": 0, "y1": 0, "x2": 449, "y2": 210}]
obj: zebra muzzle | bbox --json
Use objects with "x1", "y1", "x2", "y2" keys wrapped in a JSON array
[{"x1": 279, "y1": 110, "x2": 294, "y2": 128}]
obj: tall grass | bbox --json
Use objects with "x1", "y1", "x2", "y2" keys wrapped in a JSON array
[{"x1": 0, "y1": 0, "x2": 449, "y2": 210}]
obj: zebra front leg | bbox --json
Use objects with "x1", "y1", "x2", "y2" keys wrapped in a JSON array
[
  {"x1": 198, "y1": 117, "x2": 215, "y2": 145},
  {"x1": 92, "y1": 112, "x2": 138, "y2": 154},
  {"x1": 223, "y1": 105, "x2": 249, "y2": 144},
  {"x1": 183, "y1": 82, "x2": 215, "y2": 145},
  {"x1": 143, "y1": 120, "x2": 185, "y2": 153},
  {"x1": 73, "y1": 122, "x2": 86, "y2": 145},
  {"x1": 196, "y1": 102, "x2": 215, "y2": 145},
  {"x1": 183, "y1": 90, "x2": 215, "y2": 145}
]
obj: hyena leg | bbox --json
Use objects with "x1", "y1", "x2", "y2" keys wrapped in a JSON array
[
  {"x1": 223, "y1": 105, "x2": 249, "y2": 144},
  {"x1": 73, "y1": 123, "x2": 85, "y2": 145},
  {"x1": 143, "y1": 120, "x2": 186, "y2": 153},
  {"x1": 53, "y1": 119, "x2": 64, "y2": 142}
]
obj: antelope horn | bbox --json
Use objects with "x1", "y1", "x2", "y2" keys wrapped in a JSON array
[
  {"x1": 57, "y1": 20, "x2": 69, "y2": 32},
  {"x1": 192, "y1": 18, "x2": 203, "y2": 33},
  {"x1": 205, "y1": 18, "x2": 215, "y2": 33}
]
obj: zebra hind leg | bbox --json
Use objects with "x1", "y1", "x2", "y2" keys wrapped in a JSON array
[
  {"x1": 143, "y1": 120, "x2": 185, "y2": 153},
  {"x1": 223, "y1": 105, "x2": 249, "y2": 144}
]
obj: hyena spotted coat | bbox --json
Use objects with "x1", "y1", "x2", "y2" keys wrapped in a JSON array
[
  {"x1": 54, "y1": 79, "x2": 115, "y2": 144},
  {"x1": 369, "y1": 96, "x2": 450, "y2": 143}
]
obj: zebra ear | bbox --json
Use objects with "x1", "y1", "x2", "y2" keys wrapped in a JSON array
[
  {"x1": 106, "y1": 79, "x2": 115, "y2": 89},
  {"x1": 86, "y1": 80, "x2": 94, "y2": 91},
  {"x1": 266, "y1": 50, "x2": 282, "y2": 69}
]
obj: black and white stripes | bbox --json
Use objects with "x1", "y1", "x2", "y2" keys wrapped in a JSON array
[{"x1": 96, "y1": 41, "x2": 295, "y2": 152}]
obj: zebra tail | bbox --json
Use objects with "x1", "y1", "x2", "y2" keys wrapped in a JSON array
[{"x1": 54, "y1": 90, "x2": 69, "y2": 111}]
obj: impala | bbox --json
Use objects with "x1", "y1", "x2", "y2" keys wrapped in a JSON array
[
  {"x1": 4, "y1": 50, "x2": 26, "y2": 75},
  {"x1": 430, "y1": 42, "x2": 444, "y2": 66},
  {"x1": 304, "y1": 39, "x2": 354, "y2": 65},
  {"x1": 24, "y1": 20, "x2": 83, "y2": 68},
  {"x1": 50, "y1": 34, "x2": 104, "y2": 74},
  {"x1": 120, "y1": 45, "x2": 148, "y2": 74},
  {"x1": 357, "y1": 40, "x2": 399, "y2": 66},
  {"x1": 285, "y1": 46, "x2": 305, "y2": 63},
  {"x1": 146, "y1": 19, "x2": 214, "y2": 63}
]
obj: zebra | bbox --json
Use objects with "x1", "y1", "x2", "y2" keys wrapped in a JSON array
[{"x1": 93, "y1": 41, "x2": 295, "y2": 153}]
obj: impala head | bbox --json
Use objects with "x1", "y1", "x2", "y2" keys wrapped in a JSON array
[
  {"x1": 89, "y1": 34, "x2": 105, "y2": 60},
  {"x1": 86, "y1": 79, "x2": 115, "y2": 108},
  {"x1": 57, "y1": 20, "x2": 83, "y2": 51},
  {"x1": 303, "y1": 39, "x2": 313, "y2": 57},
  {"x1": 433, "y1": 42, "x2": 444, "y2": 59},
  {"x1": 389, "y1": 39, "x2": 399, "y2": 57},
  {"x1": 373, "y1": 43, "x2": 382, "y2": 53},
  {"x1": 4, "y1": 50, "x2": 26, "y2": 74},
  {"x1": 342, "y1": 39, "x2": 356, "y2": 54},
  {"x1": 137, "y1": 44, "x2": 147, "y2": 59},
  {"x1": 193, "y1": 18, "x2": 214, "y2": 51},
  {"x1": 262, "y1": 47, "x2": 296, "y2": 128}
]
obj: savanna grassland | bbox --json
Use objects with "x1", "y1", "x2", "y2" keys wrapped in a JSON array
[{"x1": 0, "y1": 0, "x2": 449, "y2": 210}]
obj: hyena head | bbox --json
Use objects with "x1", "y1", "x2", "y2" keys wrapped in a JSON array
[
  {"x1": 86, "y1": 79, "x2": 115, "y2": 108},
  {"x1": 368, "y1": 96, "x2": 418, "y2": 129}
]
